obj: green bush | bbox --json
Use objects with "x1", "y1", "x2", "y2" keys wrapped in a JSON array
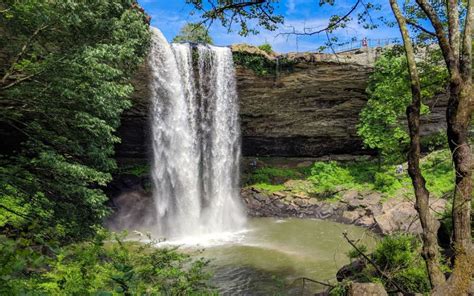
[
  {"x1": 420, "y1": 150, "x2": 455, "y2": 197},
  {"x1": 233, "y1": 52, "x2": 295, "y2": 76},
  {"x1": 372, "y1": 234, "x2": 418, "y2": 269},
  {"x1": 329, "y1": 281, "x2": 350, "y2": 296},
  {"x1": 0, "y1": 231, "x2": 215, "y2": 295},
  {"x1": 258, "y1": 43, "x2": 273, "y2": 54},
  {"x1": 373, "y1": 172, "x2": 403, "y2": 195},
  {"x1": 372, "y1": 234, "x2": 431, "y2": 294},
  {"x1": 309, "y1": 161, "x2": 356, "y2": 193},
  {"x1": 245, "y1": 149, "x2": 456, "y2": 200}
]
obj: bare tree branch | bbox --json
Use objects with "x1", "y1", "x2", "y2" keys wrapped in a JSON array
[
  {"x1": 278, "y1": 0, "x2": 361, "y2": 36},
  {"x1": 405, "y1": 19, "x2": 436, "y2": 36},
  {"x1": 415, "y1": 0, "x2": 454, "y2": 69},
  {"x1": 342, "y1": 232, "x2": 407, "y2": 294},
  {"x1": 1, "y1": 24, "x2": 48, "y2": 84}
]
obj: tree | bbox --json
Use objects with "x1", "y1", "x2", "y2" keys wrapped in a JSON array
[
  {"x1": 357, "y1": 47, "x2": 448, "y2": 162},
  {"x1": 388, "y1": 0, "x2": 473, "y2": 293},
  {"x1": 0, "y1": 0, "x2": 151, "y2": 241},
  {"x1": 187, "y1": 0, "x2": 473, "y2": 294},
  {"x1": 173, "y1": 23, "x2": 214, "y2": 44}
]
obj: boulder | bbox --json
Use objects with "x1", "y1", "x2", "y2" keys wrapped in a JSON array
[
  {"x1": 336, "y1": 259, "x2": 367, "y2": 282},
  {"x1": 374, "y1": 198, "x2": 447, "y2": 235},
  {"x1": 347, "y1": 282, "x2": 388, "y2": 296},
  {"x1": 342, "y1": 210, "x2": 363, "y2": 224}
]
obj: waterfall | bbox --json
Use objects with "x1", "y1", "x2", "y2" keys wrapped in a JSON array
[{"x1": 148, "y1": 28, "x2": 246, "y2": 240}]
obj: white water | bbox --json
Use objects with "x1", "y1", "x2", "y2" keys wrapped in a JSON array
[{"x1": 149, "y1": 28, "x2": 246, "y2": 241}]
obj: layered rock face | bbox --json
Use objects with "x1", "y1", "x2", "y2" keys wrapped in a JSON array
[
  {"x1": 116, "y1": 55, "x2": 373, "y2": 160},
  {"x1": 237, "y1": 62, "x2": 372, "y2": 156},
  {"x1": 115, "y1": 48, "x2": 447, "y2": 160}
]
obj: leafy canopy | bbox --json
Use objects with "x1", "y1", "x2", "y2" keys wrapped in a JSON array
[
  {"x1": 357, "y1": 46, "x2": 448, "y2": 161},
  {"x1": 0, "y1": 0, "x2": 151, "y2": 241},
  {"x1": 173, "y1": 22, "x2": 214, "y2": 44},
  {"x1": 0, "y1": 231, "x2": 215, "y2": 295}
]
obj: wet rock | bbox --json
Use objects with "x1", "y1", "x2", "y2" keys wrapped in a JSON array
[
  {"x1": 273, "y1": 191, "x2": 286, "y2": 198},
  {"x1": 336, "y1": 259, "x2": 367, "y2": 282},
  {"x1": 293, "y1": 198, "x2": 309, "y2": 207},
  {"x1": 240, "y1": 188, "x2": 446, "y2": 235},
  {"x1": 356, "y1": 215, "x2": 376, "y2": 228},
  {"x1": 347, "y1": 282, "x2": 388, "y2": 296},
  {"x1": 342, "y1": 210, "x2": 363, "y2": 223}
]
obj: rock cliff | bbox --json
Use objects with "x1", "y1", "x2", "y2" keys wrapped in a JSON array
[
  {"x1": 236, "y1": 61, "x2": 372, "y2": 156},
  {"x1": 115, "y1": 47, "x2": 447, "y2": 160}
]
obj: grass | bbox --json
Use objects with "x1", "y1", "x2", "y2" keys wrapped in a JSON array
[{"x1": 252, "y1": 183, "x2": 286, "y2": 192}]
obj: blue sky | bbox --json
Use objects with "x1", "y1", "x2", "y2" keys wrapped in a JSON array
[{"x1": 138, "y1": 0, "x2": 401, "y2": 53}]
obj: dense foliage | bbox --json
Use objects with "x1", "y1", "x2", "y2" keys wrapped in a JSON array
[
  {"x1": 357, "y1": 47, "x2": 448, "y2": 161},
  {"x1": 0, "y1": 0, "x2": 150, "y2": 241},
  {"x1": 233, "y1": 52, "x2": 295, "y2": 76},
  {"x1": 345, "y1": 234, "x2": 433, "y2": 294},
  {"x1": 246, "y1": 150, "x2": 455, "y2": 199},
  {"x1": 0, "y1": 231, "x2": 214, "y2": 295},
  {"x1": 257, "y1": 43, "x2": 273, "y2": 54},
  {"x1": 173, "y1": 23, "x2": 214, "y2": 44},
  {"x1": 0, "y1": 3, "x2": 219, "y2": 294}
]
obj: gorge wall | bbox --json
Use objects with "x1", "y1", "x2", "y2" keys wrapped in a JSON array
[{"x1": 115, "y1": 47, "x2": 447, "y2": 161}]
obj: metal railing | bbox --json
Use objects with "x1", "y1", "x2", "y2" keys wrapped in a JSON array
[{"x1": 332, "y1": 37, "x2": 401, "y2": 53}]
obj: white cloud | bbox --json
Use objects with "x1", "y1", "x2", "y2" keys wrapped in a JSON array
[{"x1": 286, "y1": 0, "x2": 296, "y2": 13}]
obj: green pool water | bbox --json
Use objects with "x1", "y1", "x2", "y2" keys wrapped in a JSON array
[{"x1": 178, "y1": 217, "x2": 377, "y2": 295}]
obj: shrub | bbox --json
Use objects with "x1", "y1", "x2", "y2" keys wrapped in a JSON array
[
  {"x1": 372, "y1": 234, "x2": 418, "y2": 269},
  {"x1": 373, "y1": 171, "x2": 403, "y2": 194},
  {"x1": 372, "y1": 234, "x2": 431, "y2": 294},
  {"x1": 0, "y1": 231, "x2": 215, "y2": 295},
  {"x1": 308, "y1": 161, "x2": 356, "y2": 193},
  {"x1": 258, "y1": 43, "x2": 273, "y2": 54}
]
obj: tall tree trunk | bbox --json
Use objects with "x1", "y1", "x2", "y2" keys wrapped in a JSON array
[
  {"x1": 448, "y1": 78, "x2": 472, "y2": 253},
  {"x1": 448, "y1": 0, "x2": 473, "y2": 255},
  {"x1": 435, "y1": 12, "x2": 474, "y2": 292},
  {"x1": 389, "y1": 0, "x2": 447, "y2": 289}
]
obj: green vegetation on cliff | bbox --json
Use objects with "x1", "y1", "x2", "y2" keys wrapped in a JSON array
[
  {"x1": 246, "y1": 150, "x2": 455, "y2": 200},
  {"x1": 232, "y1": 51, "x2": 295, "y2": 76}
]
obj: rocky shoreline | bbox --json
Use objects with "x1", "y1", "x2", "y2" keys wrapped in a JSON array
[
  {"x1": 241, "y1": 186, "x2": 447, "y2": 235},
  {"x1": 106, "y1": 174, "x2": 447, "y2": 236}
]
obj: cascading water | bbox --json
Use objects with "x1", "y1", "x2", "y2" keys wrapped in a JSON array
[{"x1": 149, "y1": 28, "x2": 246, "y2": 240}]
